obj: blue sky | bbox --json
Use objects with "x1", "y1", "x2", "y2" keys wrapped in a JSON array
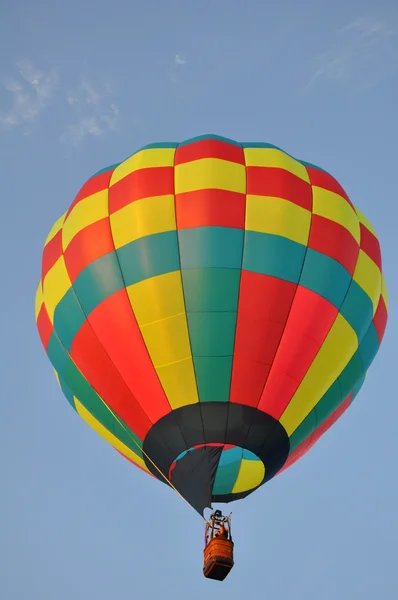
[{"x1": 1, "y1": 0, "x2": 397, "y2": 598}]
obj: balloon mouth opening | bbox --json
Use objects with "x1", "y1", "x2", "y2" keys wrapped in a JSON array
[
  {"x1": 142, "y1": 402, "x2": 290, "y2": 513},
  {"x1": 168, "y1": 444, "x2": 266, "y2": 496}
]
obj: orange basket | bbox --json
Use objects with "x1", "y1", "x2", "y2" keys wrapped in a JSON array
[{"x1": 203, "y1": 537, "x2": 234, "y2": 581}]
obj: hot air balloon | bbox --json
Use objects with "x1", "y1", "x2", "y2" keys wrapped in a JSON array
[{"x1": 35, "y1": 135, "x2": 388, "y2": 581}]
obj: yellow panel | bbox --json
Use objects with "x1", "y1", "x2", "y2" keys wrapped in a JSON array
[
  {"x1": 42, "y1": 256, "x2": 71, "y2": 323},
  {"x1": 110, "y1": 195, "x2": 176, "y2": 249},
  {"x1": 75, "y1": 398, "x2": 149, "y2": 472},
  {"x1": 175, "y1": 158, "x2": 246, "y2": 194},
  {"x1": 155, "y1": 358, "x2": 199, "y2": 409},
  {"x1": 127, "y1": 272, "x2": 184, "y2": 326},
  {"x1": 353, "y1": 249, "x2": 381, "y2": 314},
  {"x1": 232, "y1": 459, "x2": 265, "y2": 493},
  {"x1": 246, "y1": 195, "x2": 311, "y2": 245},
  {"x1": 381, "y1": 274, "x2": 389, "y2": 311},
  {"x1": 44, "y1": 210, "x2": 68, "y2": 246},
  {"x1": 110, "y1": 147, "x2": 176, "y2": 186},
  {"x1": 35, "y1": 282, "x2": 43, "y2": 320},
  {"x1": 44, "y1": 211, "x2": 67, "y2": 245},
  {"x1": 62, "y1": 190, "x2": 109, "y2": 249},
  {"x1": 312, "y1": 187, "x2": 360, "y2": 243},
  {"x1": 355, "y1": 206, "x2": 378, "y2": 237},
  {"x1": 140, "y1": 313, "x2": 191, "y2": 367},
  {"x1": 280, "y1": 314, "x2": 358, "y2": 436},
  {"x1": 243, "y1": 147, "x2": 310, "y2": 182}
]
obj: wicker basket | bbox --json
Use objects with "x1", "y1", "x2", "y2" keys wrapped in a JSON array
[{"x1": 203, "y1": 537, "x2": 234, "y2": 581}]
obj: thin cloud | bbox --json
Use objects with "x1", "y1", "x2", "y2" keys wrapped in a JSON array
[
  {"x1": 0, "y1": 61, "x2": 59, "y2": 130},
  {"x1": 63, "y1": 77, "x2": 120, "y2": 145},
  {"x1": 174, "y1": 53, "x2": 187, "y2": 66},
  {"x1": 306, "y1": 15, "x2": 397, "y2": 90},
  {"x1": 340, "y1": 16, "x2": 396, "y2": 40},
  {"x1": 170, "y1": 53, "x2": 188, "y2": 84}
]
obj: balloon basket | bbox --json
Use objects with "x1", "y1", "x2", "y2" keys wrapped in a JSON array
[{"x1": 203, "y1": 538, "x2": 234, "y2": 581}]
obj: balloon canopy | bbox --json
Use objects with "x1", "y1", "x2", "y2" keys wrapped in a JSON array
[{"x1": 35, "y1": 135, "x2": 388, "y2": 515}]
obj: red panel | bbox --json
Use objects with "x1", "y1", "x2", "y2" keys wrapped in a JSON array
[
  {"x1": 359, "y1": 223, "x2": 382, "y2": 269},
  {"x1": 169, "y1": 462, "x2": 177, "y2": 479},
  {"x1": 109, "y1": 167, "x2": 174, "y2": 212},
  {"x1": 230, "y1": 271, "x2": 297, "y2": 407},
  {"x1": 306, "y1": 166, "x2": 353, "y2": 207},
  {"x1": 85, "y1": 288, "x2": 171, "y2": 424},
  {"x1": 67, "y1": 170, "x2": 114, "y2": 216},
  {"x1": 175, "y1": 139, "x2": 245, "y2": 165},
  {"x1": 233, "y1": 315, "x2": 288, "y2": 365},
  {"x1": 37, "y1": 304, "x2": 54, "y2": 350},
  {"x1": 373, "y1": 296, "x2": 388, "y2": 343},
  {"x1": 70, "y1": 319, "x2": 153, "y2": 440},
  {"x1": 277, "y1": 394, "x2": 352, "y2": 476},
  {"x1": 258, "y1": 286, "x2": 338, "y2": 418},
  {"x1": 175, "y1": 189, "x2": 246, "y2": 229},
  {"x1": 308, "y1": 215, "x2": 360, "y2": 275},
  {"x1": 230, "y1": 358, "x2": 272, "y2": 407},
  {"x1": 246, "y1": 167, "x2": 312, "y2": 210},
  {"x1": 42, "y1": 230, "x2": 63, "y2": 279},
  {"x1": 63, "y1": 218, "x2": 115, "y2": 282}
]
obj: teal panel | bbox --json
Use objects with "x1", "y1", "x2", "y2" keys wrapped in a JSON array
[
  {"x1": 241, "y1": 142, "x2": 281, "y2": 150},
  {"x1": 338, "y1": 351, "x2": 365, "y2": 399},
  {"x1": 117, "y1": 231, "x2": 180, "y2": 286},
  {"x1": 182, "y1": 268, "x2": 241, "y2": 312},
  {"x1": 300, "y1": 249, "x2": 352, "y2": 309},
  {"x1": 358, "y1": 323, "x2": 380, "y2": 371},
  {"x1": 315, "y1": 380, "x2": 343, "y2": 423},
  {"x1": 213, "y1": 462, "x2": 241, "y2": 495},
  {"x1": 242, "y1": 449, "x2": 259, "y2": 460},
  {"x1": 56, "y1": 373, "x2": 77, "y2": 411},
  {"x1": 47, "y1": 331, "x2": 69, "y2": 375},
  {"x1": 53, "y1": 287, "x2": 86, "y2": 351},
  {"x1": 340, "y1": 280, "x2": 374, "y2": 341},
  {"x1": 73, "y1": 251, "x2": 124, "y2": 316},
  {"x1": 213, "y1": 448, "x2": 242, "y2": 495},
  {"x1": 174, "y1": 449, "x2": 189, "y2": 462},
  {"x1": 351, "y1": 373, "x2": 366, "y2": 400},
  {"x1": 243, "y1": 232, "x2": 306, "y2": 283},
  {"x1": 194, "y1": 356, "x2": 233, "y2": 402},
  {"x1": 219, "y1": 447, "x2": 243, "y2": 466},
  {"x1": 94, "y1": 163, "x2": 121, "y2": 176},
  {"x1": 288, "y1": 404, "x2": 317, "y2": 452},
  {"x1": 178, "y1": 227, "x2": 244, "y2": 270},
  {"x1": 187, "y1": 312, "x2": 237, "y2": 357}
]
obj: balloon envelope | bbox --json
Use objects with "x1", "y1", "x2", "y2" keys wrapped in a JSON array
[{"x1": 35, "y1": 135, "x2": 388, "y2": 514}]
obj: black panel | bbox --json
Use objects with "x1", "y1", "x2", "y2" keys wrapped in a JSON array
[
  {"x1": 213, "y1": 490, "x2": 253, "y2": 503},
  {"x1": 142, "y1": 402, "x2": 290, "y2": 513},
  {"x1": 163, "y1": 414, "x2": 190, "y2": 458},
  {"x1": 200, "y1": 402, "x2": 229, "y2": 444},
  {"x1": 172, "y1": 403, "x2": 206, "y2": 448},
  {"x1": 171, "y1": 446, "x2": 223, "y2": 514},
  {"x1": 259, "y1": 421, "x2": 290, "y2": 481}
]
